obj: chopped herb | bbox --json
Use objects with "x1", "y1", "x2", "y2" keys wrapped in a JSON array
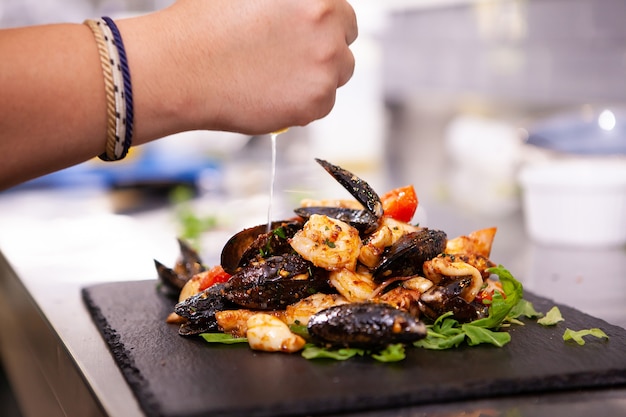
[
  {"x1": 324, "y1": 239, "x2": 336, "y2": 248},
  {"x1": 273, "y1": 227, "x2": 287, "y2": 239}
]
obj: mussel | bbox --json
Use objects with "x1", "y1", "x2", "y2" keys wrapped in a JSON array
[
  {"x1": 374, "y1": 229, "x2": 447, "y2": 281},
  {"x1": 174, "y1": 283, "x2": 236, "y2": 336},
  {"x1": 315, "y1": 158, "x2": 384, "y2": 219},
  {"x1": 419, "y1": 277, "x2": 489, "y2": 322},
  {"x1": 223, "y1": 253, "x2": 331, "y2": 310},
  {"x1": 293, "y1": 206, "x2": 380, "y2": 236},
  {"x1": 155, "y1": 238, "x2": 206, "y2": 297},
  {"x1": 295, "y1": 158, "x2": 383, "y2": 235},
  {"x1": 307, "y1": 302, "x2": 427, "y2": 349}
]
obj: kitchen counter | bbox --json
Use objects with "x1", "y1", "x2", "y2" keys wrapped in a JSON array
[{"x1": 0, "y1": 184, "x2": 625, "y2": 417}]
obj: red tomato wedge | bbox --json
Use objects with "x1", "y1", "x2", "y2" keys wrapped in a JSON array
[
  {"x1": 198, "y1": 265, "x2": 231, "y2": 291},
  {"x1": 381, "y1": 185, "x2": 418, "y2": 223}
]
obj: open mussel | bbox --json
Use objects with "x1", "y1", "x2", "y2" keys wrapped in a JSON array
[
  {"x1": 308, "y1": 158, "x2": 383, "y2": 234},
  {"x1": 155, "y1": 238, "x2": 206, "y2": 296},
  {"x1": 307, "y1": 302, "x2": 427, "y2": 349},
  {"x1": 374, "y1": 229, "x2": 447, "y2": 281},
  {"x1": 294, "y1": 206, "x2": 379, "y2": 235},
  {"x1": 220, "y1": 219, "x2": 303, "y2": 275}
]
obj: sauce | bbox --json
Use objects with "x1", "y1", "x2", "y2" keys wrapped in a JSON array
[{"x1": 266, "y1": 129, "x2": 288, "y2": 232}]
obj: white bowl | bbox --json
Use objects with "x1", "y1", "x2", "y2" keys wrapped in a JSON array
[{"x1": 518, "y1": 159, "x2": 626, "y2": 247}]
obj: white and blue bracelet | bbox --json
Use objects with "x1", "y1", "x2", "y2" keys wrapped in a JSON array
[{"x1": 84, "y1": 17, "x2": 134, "y2": 161}]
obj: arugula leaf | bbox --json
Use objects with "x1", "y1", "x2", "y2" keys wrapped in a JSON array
[
  {"x1": 200, "y1": 333, "x2": 249, "y2": 344},
  {"x1": 537, "y1": 306, "x2": 564, "y2": 326},
  {"x1": 461, "y1": 324, "x2": 511, "y2": 347},
  {"x1": 371, "y1": 344, "x2": 406, "y2": 362},
  {"x1": 414, "y1": 330, "x2": 466, "y2": 350},
  {"x1": 470, "y1": 265, "x2": 523, "y2": 329},
  {"x1": 301, "y1": 345, "x2": 365, "y2": 361},
  {"x1": 563, "y1": 328, "x2": 609, "y2": 345},
  {"x1": 509, "y1": 299, "x2": 543, "y2": 321},
  {"x1": 302, "y1": 343, "x2": 406, "y2": 362}
]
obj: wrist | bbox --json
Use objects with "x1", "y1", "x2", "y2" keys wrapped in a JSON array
[{"x1": 115, "y1": 9, "x2": 208, "y2": 144}]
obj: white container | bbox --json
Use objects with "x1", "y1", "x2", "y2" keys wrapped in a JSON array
[{"x1": 518, "y1": 160, "x2": 626, "y2": 247}]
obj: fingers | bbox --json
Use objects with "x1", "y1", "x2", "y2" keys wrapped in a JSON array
[
  {"x1": 337, "y1": 47, "x2": 355, "y2": 88},
  {"x1": 342, "y1": 1, "x2": 358, "y2": 45},
  {"x1": 333, "y1": 0, "x2": 357, "y2": 88}
]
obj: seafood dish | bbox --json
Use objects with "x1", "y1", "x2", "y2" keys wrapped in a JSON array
[{"x1": 155, "y1": 158, "x2": 521, "y2": 359}]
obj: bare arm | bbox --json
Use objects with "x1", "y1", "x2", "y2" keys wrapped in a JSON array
[{"x1": 0, "y1": 0, "x2": 357, "y2": 189}]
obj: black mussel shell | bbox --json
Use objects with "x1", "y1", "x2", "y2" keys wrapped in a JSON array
[
  {"x1": 220, "y1": 219, "x2": 303, "y2": 275},
  {"x1": 315, "y1": 158, "x2": 384, "y2": 218},
  {"x1": 374, "y1": 229, "x2": 447, "y2": 281},
  {"x1": 419, "y1": 277, "x2": 489, "y2": 322},
  {"x1": 223, "y1": 253, "x2": 330, "y2": 310},
  {"x1": 307, "y1": 302, "x2": 427, "y2": 349},
  {"x1": 174, "y1": 283, "x2": 236, "y2": 336},
  {"x1": 294, "y1": 206, "x2": 380, "y2": 235},
  {"x1": 155, "y1": 238, "x2": 206, "y2": 296}
]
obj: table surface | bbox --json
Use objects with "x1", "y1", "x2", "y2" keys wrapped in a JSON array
[{"x1": 1, "y1": 186, "x2": 625, "y2": 417}]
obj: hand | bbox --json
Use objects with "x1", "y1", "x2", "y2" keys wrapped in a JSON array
[{"x1": 120, "y1": 0, "x2": 358, "y2": 138}]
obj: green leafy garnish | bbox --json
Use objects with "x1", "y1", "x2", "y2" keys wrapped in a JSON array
[
  {"x1": 200, "y1": 333, "x2": 249, "y2": 344},
  {"x1": 461, "y1": 324, "x2": 511, "y2": 347},
  {"x1": 537, "y1": 306, "x2": 564, "y2": 326},
  {"x1": 563, "y1": 328, "x2": 609, "y2": 345},
  {"x1": 273, "y1": 227, "x2": 287, "y2": 239},
  {"x1": 508, "y1": 298, "x2": 543, "y2": 321},
  {"x1": 371, "y1": 344, "x2": 406, "y2": 362},
  {"x1": 301, "y1": 345, "x2": 365, "y2": 361},
  {"x1": 301, "y1": 343, "x2": 406, "y2": 362},
  {"x1": 415, "y1": 265, "x2": 523, "y2": 350}
]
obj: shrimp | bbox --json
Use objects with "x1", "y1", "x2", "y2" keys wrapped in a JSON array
[
  {"x1": 215, "y1": 309, "x2": 283, "y2": 338},
  {"x1": 329, "y1": 267, "x2": 377, "y2": 302},
  {"x1": 283, "y1": 293, "x2": 348, "y2": 327},
  {"x1": 246, "y1": 313, "x2": 306, "y2": 353},
  {"x1": 289, "y1": 214, "x2": 361, "y2": 271}
]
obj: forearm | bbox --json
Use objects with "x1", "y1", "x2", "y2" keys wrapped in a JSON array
[
  {"x1": 0, "y1": 0, "x2": 357, "y2": 190},
  {"x1": 0, "y1": 23, "x2": 109, "y2": 188}
]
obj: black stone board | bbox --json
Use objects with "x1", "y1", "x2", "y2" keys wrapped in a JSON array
[{"x1": 82, "y1": 280, "x2": 626, "y2": 417}]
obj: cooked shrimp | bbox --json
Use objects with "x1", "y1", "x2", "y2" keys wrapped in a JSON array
[
  {"x1": 329, "y1": 267, "x2": 377, "y2": 302},
  {"x1": 216, "y1": 309, "x2": 283, "y2": 338},
  {"x1": 246, "y1": 313, "x2": 306, "y2": 353},
  {"x1": 283, "y1": 293, "x2": 348, "y2": 327},
  {"x1": 423, "y1": 255, "x2": 484, "y2": 303},
  {"x1": 446, "y1": 227, "x2": 497, "y2": 258},
  {"x1": 358, "y1": 217, "x2": 420, "y2": 268},
  {"x1": 289, "y1": 214, "x2": 361, "y2": 271}
]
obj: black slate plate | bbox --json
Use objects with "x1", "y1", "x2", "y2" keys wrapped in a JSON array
[{"x1": 82, "y1": 280, "x2": 626, "y2": 417}]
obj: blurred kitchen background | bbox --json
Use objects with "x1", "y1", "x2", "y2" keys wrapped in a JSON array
[{"x1": 2, "y1": 1, "x2": 626, "y2": 416}]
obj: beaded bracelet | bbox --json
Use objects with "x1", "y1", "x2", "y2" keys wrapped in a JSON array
[{"x1": 84, "y1": 17, "x2": 134, "y2": 161}]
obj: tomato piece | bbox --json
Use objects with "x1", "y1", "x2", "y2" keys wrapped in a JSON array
[
  {"x1": 381, "y1": 185, "x2": 418, "y2": 223},
  {"x1": 198, "y1": 265, "x2": 231, "y2": 291},
  {"x1": 475, "y1": 280, "x2": 505, "y2": 304}
]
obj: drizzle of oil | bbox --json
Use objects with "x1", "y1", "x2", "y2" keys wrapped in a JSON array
[{"x1": 266, "y1": 129, "x2": 288, "y2": 232}]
